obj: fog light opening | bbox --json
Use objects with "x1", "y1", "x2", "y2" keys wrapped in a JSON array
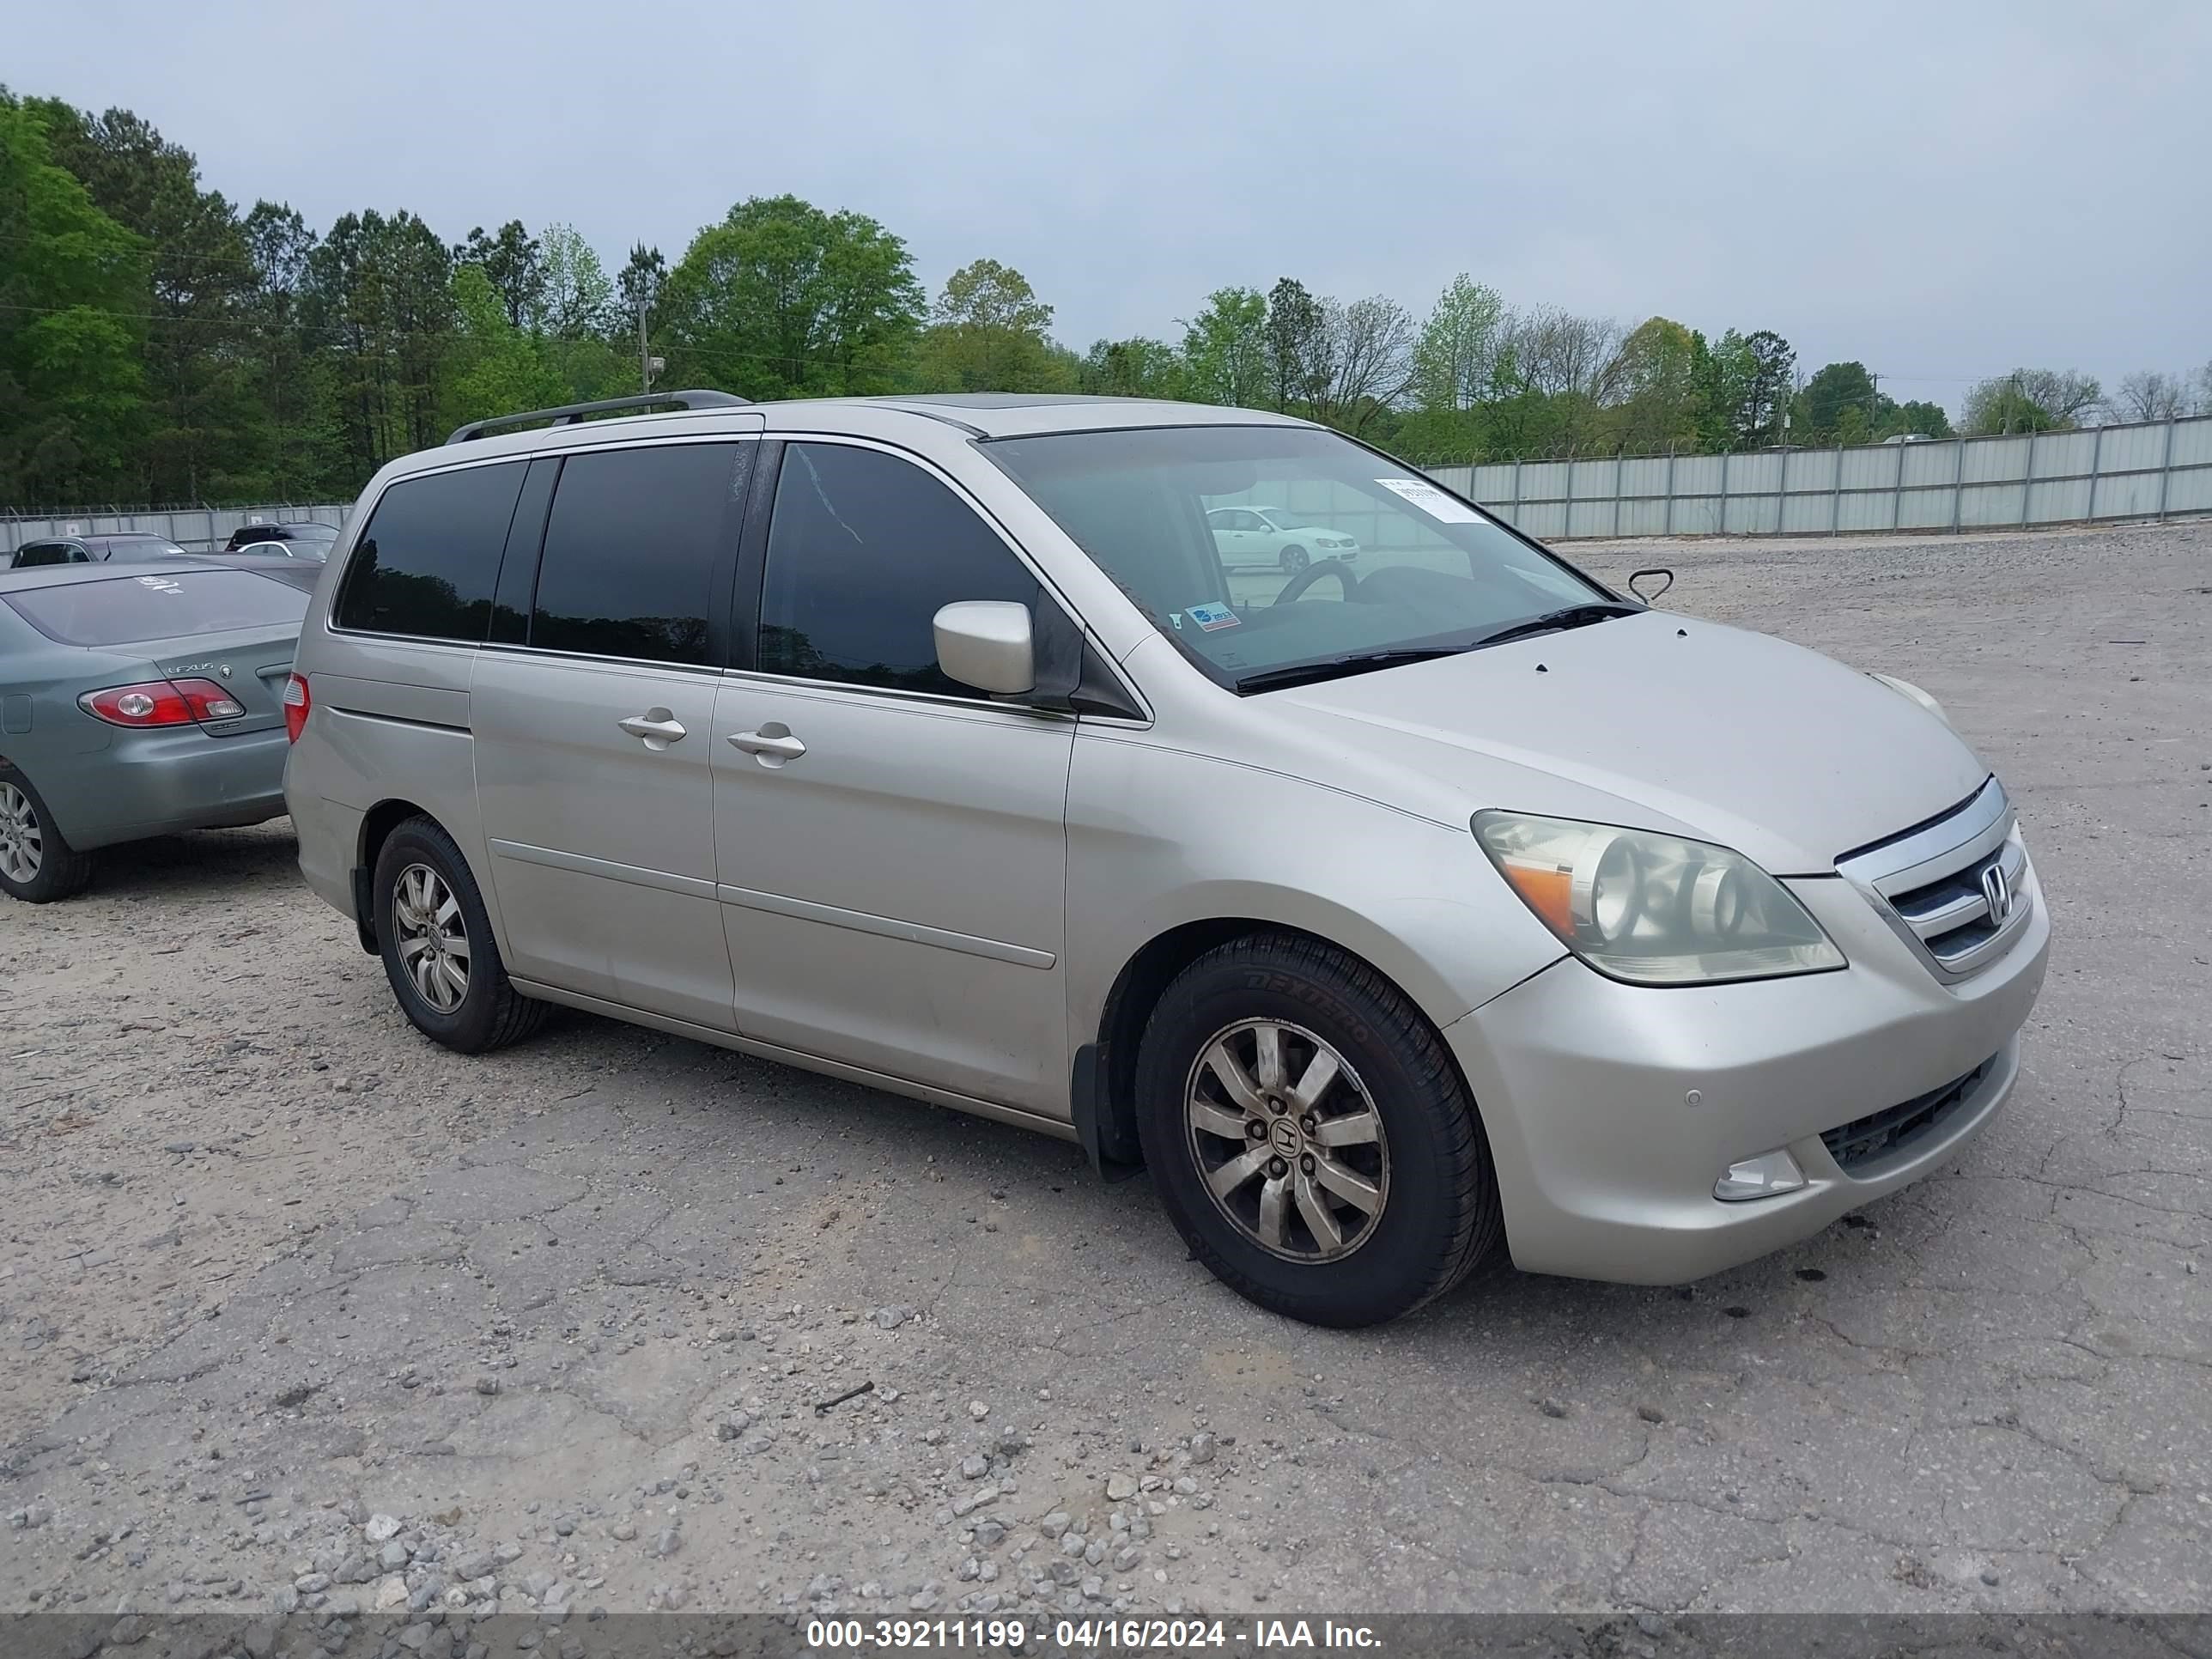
[{"x1": 1714, "y1": 1149, "x2": 1808, "y2": 1202}]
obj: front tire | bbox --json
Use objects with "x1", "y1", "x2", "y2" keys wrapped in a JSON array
[
  {"x1": 372, "y1": 815, "x2": 547, "y2": 1053},
  {"x1": 0, "y1": 767, "x2": 94, "y2": 903},
  {"x1": 1279, "y1": 545, "x2": 1309, "y2": 574},
  {"x1": 1134, "y1": 934, "x2": 1501, "y2": 1327}
]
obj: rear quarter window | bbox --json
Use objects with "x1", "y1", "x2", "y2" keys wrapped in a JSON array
[
  {"x1": 3, "y1": 569, "x2": 307, "y2": 647},
  {"x1": 336, "y1": 462, "x2": 528, "y2": 641}
]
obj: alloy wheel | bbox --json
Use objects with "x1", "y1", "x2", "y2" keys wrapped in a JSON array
[
  {"x1": 1184, "y1": 1018, "x2": 1389, "y2": 1262},
  {"x1": 0, "y1": 783, "x2": 42, "y2": 884},
  {"x1": 392, "y1": 862, "x2": 471, "y2": 1014}
]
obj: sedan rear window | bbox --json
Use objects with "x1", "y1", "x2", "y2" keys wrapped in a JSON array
[{"x1": 2, "y1": 569, "x2": 307, "y2": 647}]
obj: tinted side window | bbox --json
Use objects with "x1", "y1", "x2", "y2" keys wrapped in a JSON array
[
  {"x1": 530, "y1": 443, "x2": 738, "y2": 665},
  {"x1": 759, "y1": 444, "x2": 1036, "y2": 696},
  {"x1": 336, "y1": 462, "x2": 526, "y2": 641}
]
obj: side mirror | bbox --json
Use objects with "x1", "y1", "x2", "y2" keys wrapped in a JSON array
[{"x1": 933, "y1": 601, "x2": 1035, "y2": 696}]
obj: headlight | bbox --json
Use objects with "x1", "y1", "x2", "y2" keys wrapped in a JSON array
[
  {"x1": 1869, "y1": 672, "x2": 1949, "y2": 726},
  {"x1": 1473, "y1": 812, "x2": 1846, "y2": 986}
]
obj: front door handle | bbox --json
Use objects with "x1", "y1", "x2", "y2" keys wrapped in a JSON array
[
  {"x1": 726, "y1": 726, "x2": 807, "y2": 764},
  {"x1": 617, "y1": 709, "x2": 686, "y2": 750}
]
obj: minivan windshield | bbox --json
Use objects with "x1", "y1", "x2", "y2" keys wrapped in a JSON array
[{"x1": 985, "y1": 426, "x2": 1618, "y2": 691}]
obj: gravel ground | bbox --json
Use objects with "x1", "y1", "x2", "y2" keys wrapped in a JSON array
[{"x1": 2, "y1": 518, "x2": 2207, "y2": 1628}]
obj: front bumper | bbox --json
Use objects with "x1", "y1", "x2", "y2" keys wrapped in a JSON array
[
  {"x1": 1445, "y1": 860, "x2": 2051, "y2": 1284},
  {"x1": 43, "y1": 724, "x2": 291, "y2": 851}
]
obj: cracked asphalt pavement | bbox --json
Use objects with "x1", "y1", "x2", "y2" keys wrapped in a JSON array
[{"x1": 2, "y1": 519, "x2": 2207, "y2": 1622}]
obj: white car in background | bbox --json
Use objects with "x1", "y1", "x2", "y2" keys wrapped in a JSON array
[{"x1": 1206, "y1": 505, "x2": 1360, "y2": 573}]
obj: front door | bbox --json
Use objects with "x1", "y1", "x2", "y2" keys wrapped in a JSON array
[
  {"x1": 714, "y1": 441, "x2": 1075, "y2": 1112},
  {"x1": 471, "y1": 440, "x2": 750, "y2": 1030}
]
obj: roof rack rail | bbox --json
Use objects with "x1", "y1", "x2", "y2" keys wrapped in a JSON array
[{"x1": 445, "y1": 389, "x2": 751, "y2": 446}]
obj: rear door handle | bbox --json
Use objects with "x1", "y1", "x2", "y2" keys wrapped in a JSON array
[
  {"x1": 617, "y1": 710, "x2": 686, "y2": 749},
  {"x1": 726, "y1": 726, "x2": 807, "y2": 763}
]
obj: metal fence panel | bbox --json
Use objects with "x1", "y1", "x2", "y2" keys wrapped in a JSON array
[
  {"x1": 1791, "y1": 449, "x2": 1841, "y2": 493},
  {"x1": 10, "y1": 419, "x2": 2209, "y2": 554},
  {"x1": 1957, "y1": 482, "x2": 2023, "y2": 527},
  {"x1": 2167, "y1": 466, "x2": 2212, "y2": 513},
  {"x1": 2095, "y1": 467, "x2": 2165, "y2": 518},
  {"x1": 1960, "y1": 435, "x2": 2031, "y2": 484},
  {"x1": 2100, "y1": 423, "x2": 2170, "y2": 471},
  {"x1": 3, "y1": 502, "x2": 353, "y2": 554},
  {"x1": 2173, "y1": 420, "x2": 2212, "y2": 466},
  {"x1": 2033, "y1": 430, "x2": 2095, "y2": 479}
]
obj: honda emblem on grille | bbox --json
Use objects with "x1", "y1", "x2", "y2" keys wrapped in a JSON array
[{"x1": 1980, "y1": 860, "x2": 2014, "y2": 923}]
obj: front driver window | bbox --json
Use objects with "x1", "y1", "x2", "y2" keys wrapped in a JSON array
[{"x1": 758, "y1": 443, "x2": 1038, "y2": 697}]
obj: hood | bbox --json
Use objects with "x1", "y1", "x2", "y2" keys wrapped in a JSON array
[{"x1": 1267, "y1": 611, "x2": 1989, "y2": 873}]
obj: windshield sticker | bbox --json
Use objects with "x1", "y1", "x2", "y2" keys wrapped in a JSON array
[
  {"x1": 1375, "y1": 477, "x2": 1483, "y2": 523},
  {"x1": 135, "y1": 575, "x2": 185, "y2": 594},
  {"x1": 1186, "y1": 602, "x2": 1242, "y2": 632}
]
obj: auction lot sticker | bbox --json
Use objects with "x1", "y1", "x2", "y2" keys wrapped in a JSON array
[{"x1": 1373, "y1": 477, "x2": 1483, "y2": 522}]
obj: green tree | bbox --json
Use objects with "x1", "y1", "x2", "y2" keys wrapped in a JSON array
[
  {"x1": 240, "y1": 199, "x2": 343, "y2": 495},
  {"x1": 659, "y1": 195, "x2": 923, "y2": 398},
  {"x1": 453, "y1": 221, "x2": 544, "y2": 331},
  {"x1": 0, "y1": 93, "x2": 149, "y2": 501},
  {"x1": 1600, "y1": 315, "x2": 1700, "y2": 453},
  {"x1": 1686, "y1": 327, "x2": 1796, "y2": 451},
  {"x1": 916, "y1": 258, "x2": 1071, "y2": 392},
  {"x1": 536, "y1": 223, "x2": 613, "y2": 339},
  {"x1": 616, "y1": 243, "x2": 665, "y2": 339},
  {"x1": 1411, "y1": 275, "x2": 1504, "y2": 416},
  {"x1": 443, "y1": 264, "x2": 567, "y2": 432},
  {"x1": 1177, "y1": 286, "x2": 1267, "y2": 407},
  {"x1": 1395, "y1": 275, "x2": 1505, "y2": 458},
  {"x1": 1962, "y1": 368, "x2": 2101, "y2": 434},
  {"x1": 1263, "y1": 276, "x2": 1324, "y2": 413},
  {"x1": 303, "y1": 208, "x2": 456, "y2": 473},
  {"x1": 1795, "y1": 361, "x2": 1885, "y2": 444},
  {"x1": 1738, "y1": 329, "x2": 1796, "y2": 447},
  {"x1": 32, "y1": 97, "x2": 260, "y2": 498},
  {"x1": 1883, "y1": 399, "x2": 1953, "y2": 441},
  {"x1": 1079, "y1": 336, "x2": 1187, "y2": 398}
]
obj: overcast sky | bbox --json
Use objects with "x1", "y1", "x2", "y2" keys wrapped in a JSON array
[{"x1": 14, "y1": 0, "x2": 2210, "y2": 411}]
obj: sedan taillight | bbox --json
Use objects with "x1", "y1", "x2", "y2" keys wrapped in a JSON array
[
  {"x1": 80, "y1": 678, "x2": 245, "y2": 727},
  {"x1": 283, "y1": 672, "x2": 311, "y2": 743}
]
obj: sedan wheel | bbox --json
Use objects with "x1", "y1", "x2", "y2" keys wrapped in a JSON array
[
  {"x1": 1185, "y1": 1018, "x2": 1387, "y2": 1261},
  {"x1": 0, "y1": 769, "x2": 93, "y2": 902},
  {"x1": 0, "y1": 782, "x2": 41, "y2": 884},
  {"x1": 391, "y1": 862, "x2": 471, "y2": 1014}
]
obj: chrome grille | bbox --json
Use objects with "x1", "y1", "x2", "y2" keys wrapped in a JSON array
[{"x1": 1835, "y1": 778, "x2": 2035, "y2": 982}]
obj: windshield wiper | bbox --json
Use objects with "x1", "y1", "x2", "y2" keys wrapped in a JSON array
[
  {"x1": 1234, "y1": 647, "x2": 1468, "y2": 694},
  {"x1": 1468, "y1": 601, "x2": 1640, "y2": 649}
]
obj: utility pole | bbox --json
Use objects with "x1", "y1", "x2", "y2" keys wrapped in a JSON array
[{"x1": 638, "y1": 298, "x2": 653, "y2": 395}]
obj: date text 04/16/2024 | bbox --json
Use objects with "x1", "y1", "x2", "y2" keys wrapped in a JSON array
[{"x1": 803, "y1": 1619, "x2": 1383, "y2": 1651}]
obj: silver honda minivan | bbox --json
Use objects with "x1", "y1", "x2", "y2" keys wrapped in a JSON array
[{"x1": 284, "y1": 391, "x2": 2049, "y2": 1327}]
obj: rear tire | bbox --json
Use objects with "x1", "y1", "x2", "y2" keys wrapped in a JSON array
[
  {"x1": 0, "y1": 767, "x2": 95, "y2": 903},
  {"x1": 372, "y1": 815, "x2": 547, "y2": 1054},
  {"x1": 1133, "y1": 933, "x2": 1501, "y2": 1327},
  {"x1": 1279, "y1": 545, "x2": 1309, "y2": 574}
]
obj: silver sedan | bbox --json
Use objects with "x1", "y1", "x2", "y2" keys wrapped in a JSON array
[{"x1": 0, "y1": 560, "x2": 309, "y2": 902}]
